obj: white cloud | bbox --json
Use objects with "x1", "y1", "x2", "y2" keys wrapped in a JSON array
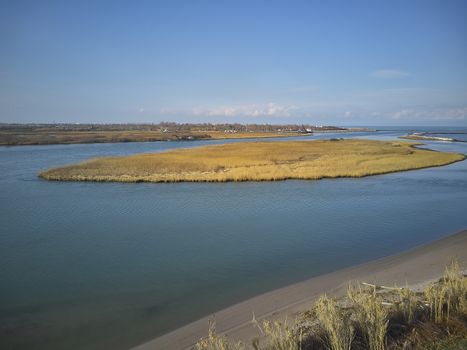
[
  {"x1": 191, "y1": 102, "x2": 298, "y2": 118},
  {"x1": 371, "y1": 69, "x2": 410, "y2": 79}
]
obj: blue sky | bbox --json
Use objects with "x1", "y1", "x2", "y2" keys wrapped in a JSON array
[{"x1": 1, "y1": 0, "x2": 466, "y2": 125}]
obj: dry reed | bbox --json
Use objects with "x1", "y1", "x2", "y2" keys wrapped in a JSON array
[
  {"x1": 424, "y1": 260, "x2": 467, "y2": 323},
  {"x1": 195, "y1": 321, "x2": 244, "y2": 350},
  {"x1": 395, "y1": 284, "x2": 419, "y2": 324},
  {"x1": 347, "y1": 286, "x2": 388, "y2": 350},
  {"x1": 252, "y1": 316, "x2": 302, "y2": 350},
  {"x1": 38, "y1": 139, "x2": 465, "y2": 183},
  {"x1": 314, "y1": 295, "x2": 354, "y2": 350}
]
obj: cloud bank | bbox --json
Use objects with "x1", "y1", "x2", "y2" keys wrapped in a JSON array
[{"x1": 191, "y1": 103, "x2": 298, "y2": 118}]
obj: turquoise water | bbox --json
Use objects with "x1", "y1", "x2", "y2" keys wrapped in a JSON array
[{"x1": 1, "y1": 129, "x2": 467, "y2": 349}]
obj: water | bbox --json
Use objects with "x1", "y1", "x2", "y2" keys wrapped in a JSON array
[{"x1": 1, "y1": 128, "x2": 467, "y2": 349}]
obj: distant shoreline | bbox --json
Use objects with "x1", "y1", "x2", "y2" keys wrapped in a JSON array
[
  {"x1": 0, "y1": 123, "x2": 374, "y2": 146},
  {"x1": 0, "y1": 130, "x2": 307, "y2": 146},
  {"x1": 132, "y1": 229, "x2": 467, "y2": 350}
]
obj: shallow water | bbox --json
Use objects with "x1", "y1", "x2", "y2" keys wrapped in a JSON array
[{"x1": 1, "y1": 128, "x2": 467, "y2": 349}]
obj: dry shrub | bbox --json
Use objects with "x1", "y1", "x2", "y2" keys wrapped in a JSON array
[
  {"x1": 314, "y1": 295, "x2": 354, "y2": 350},
  {"x1": 195, "y1": 321, "x2": 244, "y2": 350},
  {"x1": 443, "y1": 260, "x2": 467, "y2": 315},
  {"x1": 424, "y1": 284, "x2": 449, "y2": 323},
  {"x1": 252, "y1": 316, "x2": 302, "y2": 350},
  {"x1": 401, "y1": 315, "x2": 467, "y2": 349},
  {"x1": 348, "y1": 286, "x2": 388, "y2": 350},
  {"x1": 424, "y1": 260, "x2": 467, "y2": 323},
  {"x1": 395, "y1": 285, "x2": 419, "y2": 324}
]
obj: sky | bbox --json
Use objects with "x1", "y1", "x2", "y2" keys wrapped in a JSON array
[{"x1": 1, "y1": 0, "x2": 466, "y2": 126}]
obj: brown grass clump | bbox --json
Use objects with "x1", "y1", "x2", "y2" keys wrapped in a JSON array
[
  {"x1": 347, "y1": 286, "x2": 388, "y2": 350},
  {"x1": 425, "y1": 283, "x2": 450, "y2": 323},
  {"x1": 314, "y1": 295, "x2": 354, "y2": 350},
  {"x1": 38, "y1": 139, "x2": 465, "y2": 183},
  {"x1": 395, "y1": 285, "x2": 419, "y2": 324},
  {"x1": 195, "y1": 321, "x2": 244, "y2": 350},
  {"x1": 425, "y1": 261, "x2": 467, "y2": 323},
  {"x1": 252, "y1": 317, "x2": 302, "y2": 350}
]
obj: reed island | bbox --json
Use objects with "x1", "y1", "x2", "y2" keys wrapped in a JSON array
[{"x1": 39, "y1": 139, "x2": 465, "y2": 183}]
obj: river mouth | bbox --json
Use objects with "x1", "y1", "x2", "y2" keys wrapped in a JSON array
[{"x1": 1, "y1": 127, "x2": 467, "y2": 350}]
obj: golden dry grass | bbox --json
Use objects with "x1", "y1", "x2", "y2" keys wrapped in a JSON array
[
  {"x1": 347, "y1": 286, "x2": 388, "y2": 350},
  {"x1": 425, "y1": 261, "x2": 467, "y2": 323},
  {"x1": 315, "y1": 295, "x2": 354, "y2": 350},
  {"x1": 195, "y1": 321, "x2": 245, "y2": 350},
  {"x1": 252, "y1": 317, "x2": 303, "y2": 350},
  {"x1": 38, "y1": 139, "x2": 465, "y2": 183}
]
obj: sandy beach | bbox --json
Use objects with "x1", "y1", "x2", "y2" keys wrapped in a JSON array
[{"x1": 132, "y1": 229, "x2": 467, "y2": 350}]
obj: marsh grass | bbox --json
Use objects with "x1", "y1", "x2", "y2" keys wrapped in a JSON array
[
  {"x1": 315, "y1": 295, "x2": 354, "y2": 350},
  {"x1": 195, "y1": 321, "x2": 244, "y2": 350},
  {"x1": 38, "y1": 139, "x2": 465, "y2": 182},
  {"x1": 252, "y1": 317, "x2": 302, "y2": 350},
  {"x1": 425, "y1": 261, "x2": 467, "y2": 323},
  {"x1": 347, "y1": 286, "x2": 388, "y2": 350},
  {"x1": 393, "y1": 284, "x2": 419, "y2": 324}
]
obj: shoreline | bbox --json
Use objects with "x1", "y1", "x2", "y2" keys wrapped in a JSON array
[
  {"x1": 0, "y1": 132, "x2": 309, "y2": 147},
  {"x1": 132, "y1": 228, "x2": 467, "y2": 350},
  {"x1": 0, "y1": 124, "x2": 376, "y2": 147}
]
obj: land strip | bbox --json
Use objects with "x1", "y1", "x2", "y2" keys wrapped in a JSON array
[
  {"x1": 0, "y1": 123, "x2": 368, "y2": 146},
  {"x1": 38, "y1": 139, "x2": 465, "y2": 183}
]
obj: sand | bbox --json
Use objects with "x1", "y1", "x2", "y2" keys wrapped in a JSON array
[{"x1": 131, "y1": 229, "x2": 467, "y2": 350}]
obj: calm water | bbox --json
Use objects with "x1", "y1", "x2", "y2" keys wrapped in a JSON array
[{"x1": 1, "y1": 128, "x2": 467, "y2": 350}]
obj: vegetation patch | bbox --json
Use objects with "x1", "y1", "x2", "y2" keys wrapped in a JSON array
[
  {"x1": 38, "y1": 139, "x2": 465, "y2": 183},
  {"x1": 195, "y1": 261, "x2": 467, "y2": 350}
]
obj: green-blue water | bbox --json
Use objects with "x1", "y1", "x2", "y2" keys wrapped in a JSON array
[{"x1": 1, "y1": 128, "x2": 467, "y2": 349}]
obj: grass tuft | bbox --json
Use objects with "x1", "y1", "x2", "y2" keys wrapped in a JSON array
[
  {"x1": 252, "y1": 316, "x2": 302, "y2": 350},
  {"x1": 195, "y1": 321, "x2": 244, "y2": 350},
  {"x1": 425, "y1": 260, "x2": 467, "y2": 323},
  {"x1": 395, "y1": 284, "x2": 419, "y2": 324},
  {"x1": 314, "y1": 295, "x2": 354, "y2": 350},
  {"x1": 347, "y1": 285, "x2": 388, "y2": 350}
]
